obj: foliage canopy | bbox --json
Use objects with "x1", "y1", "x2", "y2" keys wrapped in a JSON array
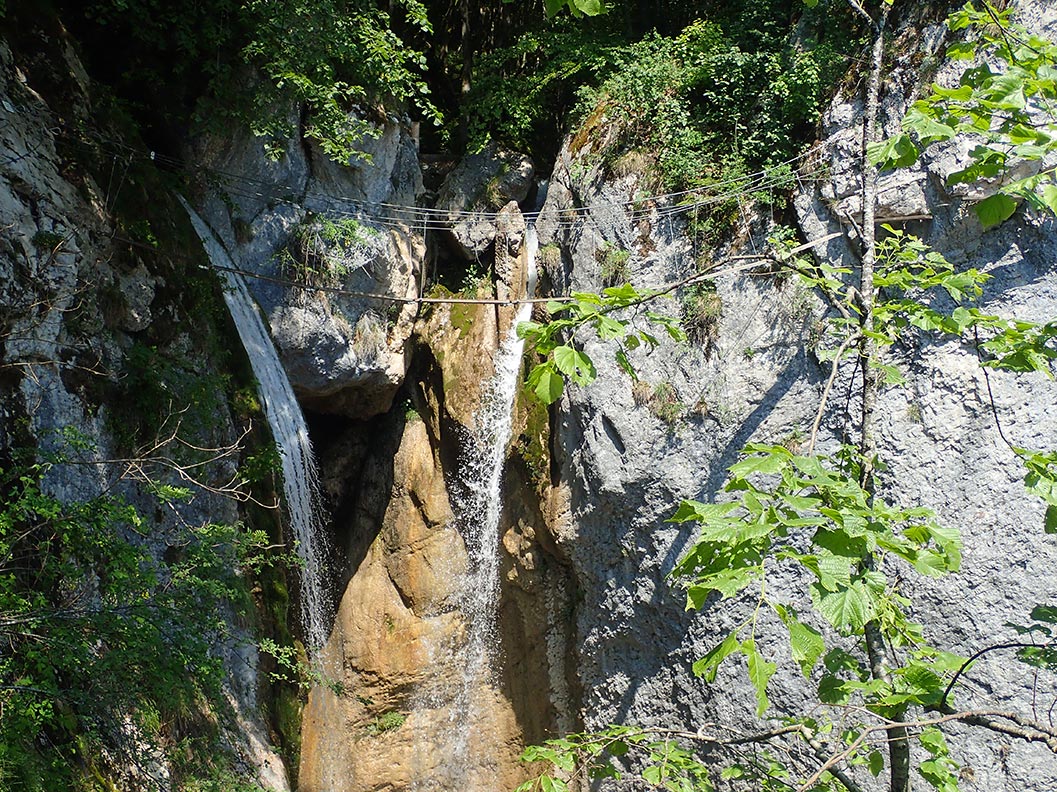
[{"x1": 0, "y1": 449, "x2": 273, "y2": 789}]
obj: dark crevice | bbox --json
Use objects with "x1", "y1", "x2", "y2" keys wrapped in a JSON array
[{"x1": 599, "y1": 414, "x2": 626, "y2": 456}]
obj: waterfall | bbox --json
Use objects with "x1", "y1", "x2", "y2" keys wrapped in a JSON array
[
  {"x1": 411, "y1": 226, "x2": 538, "y2": 790},
  {"x1": 180, "y1": 200, "x2": 331, "y2": 652}
]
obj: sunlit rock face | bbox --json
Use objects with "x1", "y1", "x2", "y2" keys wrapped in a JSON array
[
  {"x1": 298, "y1": 221, "x2": 577, "y2": 792},
  {"x1": 533, "y1": 5, "x2": 1057, "y2": 791},
  {"x1": 298, "y1": 416, "x2": 526, "y2": 792},
  {"x1": 190, "y1": 114, "x2": 426, "y2": 420},
  {"x1": 435, "y1": 144, "x2": 535, "y2": 261}
]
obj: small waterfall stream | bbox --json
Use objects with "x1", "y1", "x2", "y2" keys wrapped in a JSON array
[
  {"x1": 411, "y1": 226, "x2": 539, "y2": 790},
  {"x1": 181, "y1": 200, "x2": 331, "y2": 652}
]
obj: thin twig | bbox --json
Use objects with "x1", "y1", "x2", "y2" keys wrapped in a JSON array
[
  {"x1": 972, "y1": 325, "x2": 1017, "y2": 452},
  {"x1": 941, "y1": 641, "x2": 1057, "y2": 708},
  {"x1": 808, "y1": 331, "x2": 862, "y2": 455}
]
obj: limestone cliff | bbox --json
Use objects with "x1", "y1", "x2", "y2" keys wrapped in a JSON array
[
  {"x1": 535, "y1": 4, "x2": 1057, "y2": 790},
  {"x1": 0, "y1": 18, "x2": 290, "y2": 791}
]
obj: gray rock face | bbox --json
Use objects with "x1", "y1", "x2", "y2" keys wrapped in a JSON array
[
  {"x1": 189, "y1": 111, "x2": 425, "y2": 419},
  {"x1": 541, "y1": 6, "x2": 1057, "y2": 789},
  {"x1": 0, "y1": 35, "x2": 289, "y2": 792},
  {"x1": 435, "y1": 143, "x2": 535, "y2": 260}
]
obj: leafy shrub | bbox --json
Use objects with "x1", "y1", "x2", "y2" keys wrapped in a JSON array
[
  {"x1": 463, "y1": 19, "x2": 623, "y2": 157},
  {"x1": 680, "y1": 281, "x2": 722, "y2": 354},
  {"x1": 585, "y1": 12, "x2": 854, "y2": 191},
  {"x1": 0, "y1": 455, "x2": 265, "y2": 789},
  {"x1": 465, "y1": 2, "x2": 863, "y2": 192},
  {"x1": 648, "y1": 382, "x2": 684, "y2": 424},
  {"x1": 279, "y1": 215, "x2": 378, "y2": 288},
  {"x1": 109, "y1": 340, "x2": 231, "y2": 452},
  {"x1": 596, "y1": 242, "x2": 631, "y2": 286},
  {"x1": 62, "y1": 0, "x2": 438, "y2": 162},
  {"x1": 31, "y1": 230, "x2": 65, "y2": 249},
  {"x1": 365, "y1": 710, "x2": 407, "y2": 734},
  {"x1": 241, "y1": 0, "x2": 439, "y2": 161}
]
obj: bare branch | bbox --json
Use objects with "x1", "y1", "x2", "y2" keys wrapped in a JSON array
[{"x1": 807, "y1": 331, "x2": 862, "y2": 455}]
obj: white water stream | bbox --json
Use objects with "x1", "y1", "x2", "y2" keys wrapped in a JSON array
[
  {"x1": 411, "y1": 226, "x2": 539, "y2": 790},
  {"x1": 181, "y1": 200, "x2": 331, "y2": 652}
]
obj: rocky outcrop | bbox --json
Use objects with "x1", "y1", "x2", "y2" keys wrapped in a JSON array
[
  {"x1": 300, "y1": 415, "x2": 535, "y2": 792},
  {"x1": 298, "y1": 220, "x2": 576, "y2": 791},
  {"x1": 538, "y1": 138, "x2": 826, "y2": 742},
  {"x1": 189, "y1": 111, "x2": 426, "y2": 419},
  {"x1": 435, "y1": 144, "x2": 535, "y2": 260}
]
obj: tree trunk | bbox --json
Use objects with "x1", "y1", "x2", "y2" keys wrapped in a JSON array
[{"x1": 855, "y1": 4, "x2": 910, "y2": 792}]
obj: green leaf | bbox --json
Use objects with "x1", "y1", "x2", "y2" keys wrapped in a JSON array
[
  {"x1": 742, "y1": 639, "x2": 777, "y2": 716},
  {"x1": 692, "y1": 632, "x2": 740, "y2": 682},
  {"x1": 602, "y1": 283, "x2": 639, "y2": 300},
  {"x1": 1030, "y1": 604, "x2": 1057, "y2": 624},
  {"x1": 1013, "y1": 143, "x2": 1048, "y2": 160},
  {"x1": 1047, "y1": 504, "x2": 1057, "y2": 534},
  {"x1": 517, "y1": 320, "x2": 544, "y2": 341},
  {"x1": 1041, "y1": 184, "x2": 1057, "y2": 217},
  {"x1": 1016, "y1": 645, "x2": 1057, "y2": 671},
  {"x1": 972, "y1": 193, "x2": 1018, "y2": 229},
  {"x1": 552, "y1": 345, "x2": 597, "y2": 386},
  {"x1": 570, "y1": 0, "x2": 603, "y2": 16},
  {"x1": 902, "y1": 664, "x2": 944, "y2": 705},
  {"x1": 595, "y1": 315, "x2": 626, "y2": 340},
  {"x1": 902, "y1": 106, "x2": 956, "y2": 145},
  {"x1": 614, "y1": 348, "x2": 636, "y2": 379},
  {"x1": 913, "y1": 550, "x2": 950, "y2": 577},
  {"x1": 867, "y1": 134, "x2": 920, "y2": 170},
  {"x1": 688, "y1": 566, "x2": 760, "y2": 601},
  {"x1": 987, "y1": 72, "x2": 1027, "y2": 109},
  {"x1": 570, "y1": 291, "x2": 603, "y2": 305},
  {"x1": 818, "y1": 674, "x2": 851, "y2": 704},
  {"x1": 796, "y1": 552, "x2": 853, "y2": 591},
  {"x1": 919, "y1": 726, "x2": 948, "y2": 756},
  {"x1": 728, "y1": 449, "x2": 788, "y2": 478},
  {"x1": 871, "y1": 361, "x2": 907, "y2": 385},
  {"x1": 944, "y1": 41, "x2": 976, "y2": 61},
  {"x1": 540, "y1": 775, "x2": 568, "y2": 792},
  {"x1": 812, "y1": 581, "x2": 872, "y2": 632},
  {"x1": 543, "y1": 0, "x2": 565, "y2": 16},
  {"x1": 868, "y1": 750, "x2": 884, "y2": 777},
  {"x1": 814, "y1": 528, "x2": 868, "y2": 558},
  {"x1": 786, "y1": 618, "x2": 825, "y2": 677},
  {"x1": 931, "y1": 83, "x2": 973, "y2": 101},
  {"x1": 668, "y1": 499, "x2": 740, "y2": 523},
  {"x1": 527, "y1": 363, "x2": 564, "y2": 405}
]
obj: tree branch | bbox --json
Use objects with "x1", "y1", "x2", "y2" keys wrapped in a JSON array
[
  {"x1": 940, "y1": 641, "x2": 1057, "y2": 708},
  {"x1": 808, "y1": 331, "x2": 862, "y2": 455}
]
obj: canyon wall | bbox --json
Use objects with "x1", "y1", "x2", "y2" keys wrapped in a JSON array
[
  {"x1": 4, "y1": 2, "x2": 1057, "y2": 790},
  {"x1": 535, "y1": 4, "x2": 1057, "y2": 789},
  {"x1": 0, "y1": 21, "x2": 289, "y2": 790}
]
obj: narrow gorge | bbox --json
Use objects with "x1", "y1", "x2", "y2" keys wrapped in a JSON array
[{"x1": 1, "y1": 1, "x2": 1056, "y2": 791}]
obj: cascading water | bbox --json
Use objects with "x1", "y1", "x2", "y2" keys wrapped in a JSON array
[
  {"x1": 411, "y1": 226, "x2": 539, "y2": 791},
  {"x1": 180, "y1": 200, "x2": 331, "y2": 652}
]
